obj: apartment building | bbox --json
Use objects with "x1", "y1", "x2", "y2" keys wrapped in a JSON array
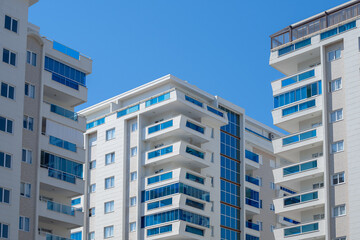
[
  {"x1": 79, "y1": 74, "x2": 280, "y2": 240},
  {"x1": 269, "y1": 1, "x2": 360, "y2": 239},
  {"x1": 0, "y1": 1, "x2": 92, "y2": 239}
]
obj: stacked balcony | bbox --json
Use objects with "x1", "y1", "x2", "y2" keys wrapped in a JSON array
[{"x1": 274, "y1": 219, "x2": 326, "y2": 240}]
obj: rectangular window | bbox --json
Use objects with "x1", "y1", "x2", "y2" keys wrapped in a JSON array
[
  {"x1": 26, "y1": 51, "x2": 37, "y2": 66},
  {"x1": 105, "y1": 176, "x2": 115, "y2": 189},
  {"x1": 131, "y1": 147, "x2": 137, "y2": 157},
  {"x1": 131, "y1": 122, "x2": 138, "y2": 132},
  {"x1": 23, "y1": 115, "x2": 34, "y2": 131},
  {"x1": 0, "y1": 151, "x2": 11, "y2": 169},
  {"x1": 0, "y1": 187, "x2": 10, "y2": 204},
  {"x1": 104, "y1": 201, "x2": 114, "y2": 214},
  {"x1": 106, "y1": 128, "x2": 115, "y2": 141},
  {"x1": 0, "y1": 116, "x2": 13, "y2": 134},
  {"x1": 333, "y1": 204, "x2": 346, "y2": 217},
  {"x1": 333, "y1": 172, "x2": 345, "y2": 185},
  {"x1": 0, "y1": 222, "x2": 9, "y2": 238},
  {"x1": 19, "y1": 216, "x2": 30, "y2": 232},
  {"x1": 104, "y1": 226, "x2": 114, "y2": 238},
  {"x1": 20, "y1": 182, "x2": 31, "y2": 198},
  {"x1": 332, "y1": 140, "x2": 344, "y2": 153},
  {"x1": 270, "y1": 204, "x2": 275, "y2": 211},
  {"x1": 270, "y1": 182, "x2": 276, "y2": 190},
  {"x1": 330, "y1": 109, "x2": 343, "y2": 123},
  {"x1": 25, "y1": 83, "x2": 35, "y2": 98},
  {"x1": 130, "y1": 171, "x2": 137, "y2": 181},
  {"x1": 89, "y1": 232, "x2": 95, "y2": 240},
  {"x1": 2, "y1": 48, "x2": 16, "y2": 66},
  {"x1": 89, "y1": 207, "x2": 95, "y2": 217},
  {"x1": 130, "y1": 222, "x2": 136, "y2": 232},
  {"x1": 1, "y1": 82, "x2": 15, "y2": 100},
  {"x1": 22, "y1": 149, "x2": 32, "y2": 164},
  {"x1": 4, "y1": 15, "x2": 18, "y2": 33},
  {"x1": 130, "y1": 197, "x2": 137, "y2": 206},
  {"x1": 336, "y1": 237, "x2": 346, "y2": 240},
  {"x1": 90, "y1": 184, "x2": 96, "y2": 193},
  {"x1": 89, "y1": 160, "x2": 96, "y2": 169},
  {"x1": 328, "y1": 49, "x2": 341, "y2": 62},
  {"x1": 330, "y1": 78, "x2": 342, "y2": 92},
  {"x1": 105, "y1": 152, "x2": 115, "y2": 165}
]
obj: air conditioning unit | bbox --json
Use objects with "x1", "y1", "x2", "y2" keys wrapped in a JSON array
[
  {"x1": 268, "y1": 133, "x2": 275, "y2": 139},
  {"x1": 154, "y1": 169, "x2": 163, "y2": 174},
  {"x1": 154, "y1": 144, "x2": 164, "y2": 149}
]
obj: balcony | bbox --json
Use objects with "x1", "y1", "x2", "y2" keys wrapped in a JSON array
[
  {"x1": 273, "y1": 157, "x2": 324, "y2": 188},
  {"x1": 273, "y1": 126, "x2": 323, "y2": 157},
  {"x1": 245, "y1": 175, "x2": 260, "y2": 192},
  {"x1": 38, "y1": 232, "x2": 73, "y2": 240},
  {"x1": 144, "y1": 115, "x2": 211, "y2": 144},
  {"x1": 245, "y1": 150, "x2": 260, "y2": 169},
  {"x1": 245, "y1": 198, "x2": 260, "y2": 216},
  {"x1": 273, "y1": 188, "x2": 325, "y2": 218},
  {"x1": 273, "y1": 220, "x2": 325, "y2": 240},
  {"x1": 38, "y1": 198, "x2": 84, "y2": 228},
  {"x1": 145, "y1": 141, "x2": 211, "y2": 169},
  {"x1": 245, "y1": 222, "x2": 260, "y2": 239}
]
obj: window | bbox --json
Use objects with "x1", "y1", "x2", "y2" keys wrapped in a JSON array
[
  {"x1": 20, "y1": 182, "x2": 31, "y2": 198},
  {"x1": 89, "y1": 207, "x2": 95, "y2": 217},
  {"x1": 104, "y1": 201, "x2": 114, "y2": 213},
  {"x1": 106, "y1": 128, "x2": 115, "y2": 141},
  {"x1": 333, "y1": 204, "x2": 346, "y2": 217},
  {"x1": 23, "y1": 115, "x2": 34, "y2": 131},
  {"x1": 71, "y1": 198, "x2": 81, "y2": 206},
  {"x1": 89, "y1": 160, "x2": 96, "y2": 169},
  {"x1": 88, "y1": 232, "x2": 95, "y2": 240},
  {"x1": 0, "y1": 116, "x2": 13, "y2": 134},
  {"x1": 131, "y1": 147, "x2": 137, "y2": 157},
  {"x1": 22, "y1": 149, "x2": 32, "y2": 164},
  {"x1": 0, "y1": 151, "x2": 11, "y2": 169},
  {"x1": 270, "y1": 182, "x2": 276, "y2": 190},
  {"x1": 19, "y1": 216, "x2": 30, "y2": 232},
  {"x1": 333, "y1": 172, "x2": 345, "y2": 185},
  {"x1": 105, "y1": 152, "x2": 115, "y2": 165},
  {"x1": 328, "y1": 49, "x2": 341, "y2": 61},
  {"x1": 130, "y1": 197, "x2": 137, "y2": 206},
  {"x1": 24, "y1": 83, "x2": 35, "y2": 98},
  {"x1": 336, "y1": 237, "x2": 346, "y2": 240},
  {"x1": 257, "y1": 221, "x2": 263, "y2": 231},
  {"x1": 4, "y1": 15, "x2": 18, "y2": 33},
  {"x1": 26, "y1": 51, "x2": 37, "y2": 66},
  {"x1": 330, "y1": 78, "x2": 342, "y2": 92},
  {"x1": 2, "y1": 48, "x2": 16, "y2": 66},
  {"x1": 105, "y1": 176, "x2": 115, "y2": 189},
  {"x1": 1, "y1": 82, "x2": 14, "y2": 100},
  {"x1": 332, "y1": 140, "x2": 344, "y2": 153},
  {"x1": 0, "y1": 222, "x2": 9, "y2": 238},
  {"x1": 104, "y1": 226, "x2": 114, "y2": 238},
  {"x1": 270, "y1": 225, "x2": 275, "y2": 232},
  {"x1": 0, "y1": 187, "x2": 10, "y2": 204},
  {"x1": 130, "y1": 222, "x2": 136, "y2": 232},
  {"x1": 70, "y1": 232, "x2": 82, "y2": 240},
  {"x1": 270, "y1": 204, "x2": 275, "y2": 211},
  {"x1": 330, "y1": 109, "x2": 343, "y2": 123},
  {"x1": 131, "y1": 122, "x2": 138, "y2": 132},
  {"x1": 130, "y1": 171, "x2": 137, "y2": 181},
  {"x1": 90, "y1": 184, "x2": 96, "y2": 193}
]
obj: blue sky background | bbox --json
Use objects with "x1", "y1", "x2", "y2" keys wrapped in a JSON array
[{"x1": 29, "y1": 0, "x2": 349, "y2": 130}]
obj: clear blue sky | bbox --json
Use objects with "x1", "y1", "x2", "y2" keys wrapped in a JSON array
[{"x1": 29, "y1": 0, "x2": 348, "y2": 130}]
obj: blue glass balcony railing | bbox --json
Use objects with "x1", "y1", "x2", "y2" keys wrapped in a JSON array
[
  {"x1": 148, "y1": 120, "x2": 173, "y2": 134},
  {"x1": 283, "y1": 160, "x2": 317, "y2": 176},
  {"x1": 147, "y1": 172, "x2": 173, "y2": 185},
  {"x1": 207, "y1": 106, "x2": 224, "y2": 117},
  {"x1": 282, "y1": 129, "x2": 317, "y2": 146},
  {"x1": 245, "y1": 150, "x2": 259, "y2": 163},
  {"x1": 46, "y1": 167, "x2": 77, "y2": 184},
  {"x1": 246, "y1": 221, "x2": 260, "y2": 231},
  {"x1": 186, "y1": 121, "x2": 205, "y2": 134},
  {"x1": 278, "y1": 38, "x2": 311, "y2": 56},
  {"x1": 53, "y1": 41, "x2": 80, "y2": 60},
  {"x1": 117, "y1": 104, "x2": 140, "y2": 118},
  {"x1": 281, "y1": 69, "x2": 315, "y2": 87},
  {"x1": 284, "y1": 191, "x2": 318, "y2": 206},
  {"x1": 282, "y1": 99, "x2": 316, "y2": 116},
  {"x1": 245, "y1": 175, "x2": 260, "y2": 186},
  {"x1": 44, "y1": 233, "x2": 73, "y2": 240},
  {"x1": 146, "y1": 92, "x2": 170, "y2": 107},
  {"x1": 49, "y1": 136, "x2": 77, "y2": 152},
  {"x1": 185, "y1": 147, "x2": 205, "y2": 159},
  {"x1": 245, "y1": 198, "x2": 260, "y2": 208},
  {"x1": 50, "y1": 104, "x2": 78, "y2": 121},
  {"x1": 185, "y1": 95, "x2": 203, "y2": 107},
  {"x1": 321, "y1": 21, "x2": 356, "y2": 40},
  {"x1": 86, "y1": 117, "x2": 105, "y2": 129},
  {"x1": 148, "y1": 146, "x2": 173, "y2": 159},
  {"x1": 283, "y1": 217, "x2": 300, "y2": 225},
  {"x1": 41, "y1": 199, "x2": 76, "y2": 216},
  {"x1": 186, "y1": 173, "x2": 205, "y2": 184},
  {"x1": 284, "y1": 222, "x2": 319, "y2": 236}
]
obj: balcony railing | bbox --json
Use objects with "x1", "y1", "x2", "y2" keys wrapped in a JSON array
[
  {"x1": 186, "y1": 121, "x2": 205, "y2": 134},
  {"x1": 148, "y1": 146, "x2": 173, "y2": 159},
  {"x1": 281, "y1": 69, "x2": 315, "y2": 87},
  {"x1": 284, "y1": 221, "x2": 319, "y2": 237},
  {"x1": 245, "y1": 175, "x2": 260, "y2": 186},
  {"x1": 283, "y1": 160, "x2": 318, "y2": 176},
  {"x1": 246, "y1": 221, "x2": 260, "y2": 231},
  {"x1": 282, "y1": 128, "x2": 317, "y2": 146},
  {"x1": 43, "y1": 166, "x2": 77, "y2": 184},
  {"x1": 39, "y1": 231, "x2": 73, "y2": 240},
  {"x1": 282, "y1": 99, "x2": 316, "y2": 117},
  {"x1": 49, "y1": 104, "x2": 78, "y2": 121},
  {"x1": 40, "y1": 198, "x2": 76, "y2": 216},
  {"x1": 284, "y1": 190, "x2": 319, "y2": 206},
  {"x1": 148, "y1": 120, "x2": 173, "y2": 134},
  {"x1": 245, "y1": 150, "x2": 259, "y2": 163},
  {"x1": 185, "y1": 146, "x2": 205, "y2": 159},
  {"x1": 246, "y1": 198, "x2": 260, "y2": 208}
]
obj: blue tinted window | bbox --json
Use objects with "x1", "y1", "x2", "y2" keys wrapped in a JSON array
[
  {"x1": 185, "y1": 95, "x2": 203, "y2": 107},
  {"x1": 148, "y1": 172, "x2": 173, "y2": 185},
  {"x1": 185, "y1": 173, "x2": 205, "y2": 184},
  {"x1": 86, "y1": 117, "x2": 105, "y2": 129},
  {"x1": 117, "y1": 105, "x2": 140, "y2": 118},
  {"x1": 186, "y1": 121, "x2": 204, "y2": 134},
  {"x1": 146, "y1": 92, "x2": 170, "y2": 107},
  {"x1": 185, "y1": 225, "x2": 204, "y2": 236},
  {"x1": 185, "y1": 147, "x2": 204, "y2": 159},
  {"x1": 147, "y1": 224, "x2": 172, "y2": 236},
  {"x1": 49, "y1": 136, "x2": 77, "y2": 152}
]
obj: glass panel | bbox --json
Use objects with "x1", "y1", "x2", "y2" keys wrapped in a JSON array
[
  {"x1": 283, "y1": 165, "x2": 300, "y2": 175},
  {"x1": 284, "y1": 226, "x2": 301, "y2": 236},
  {"x1": 302, "y1": 223, "x2": 319, "y2": 233}
]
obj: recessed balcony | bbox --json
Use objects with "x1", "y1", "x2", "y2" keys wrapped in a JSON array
[{"x1": 273, "y1": 219, "x2": 326, "y2": 240}]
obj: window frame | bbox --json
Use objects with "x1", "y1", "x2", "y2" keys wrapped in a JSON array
[
  {"x1": 331, "y1": 140, "x2": 344, "y2": 154},
  {"x1": 104, "y1": 225, "x2": 114, "y2": 238},
  {"x1": 4, "y1": 15, "x2": 18, "y2": 33},
  {"x1": 130, "y1": 222, "x2": 136, "y2": 232},
  {"x1": 328, "y1": 49, "x2": 341, "y2": 62},
  {"x1": 19, "y1": 216, "x2": 30, "y2": 232},
  {"x1": 24, "y1": 82, "x2": 35, "y2": 99},
  {"x1": 26, "y1": 50, "x2": 37, "y2": 66},
  {"x1": 20, "y1": 182, "x2": 31, "y2": 198},
  {"x1": 0, "y1": 187, "x2": 11, "y2": 204},
  {"x1": 330, "y1": 109, "x2": 343, "y2": 123},
  {"x1": 130, "y1": 197, "x2": 137, "y2": 207},
  {"x1": 130, "y1": 171, "x2": 137, "y2": 181},
  {"x1": 131, "y1": 147, "x2": 137, "y2": 157},
  {"x1": 105, "y1": 152, "x2": 115, "y2": 165},
  {"x1": 332, "y1": 172, "x2": 345, "y2": 185},
  {"x1": 329, "y1": 78, "x2": 342, "y2": 92},
  {"x1": 0, "y1": 115, "x2": 14, "y2": 134},
  {"x1": 22, "y1": 149, "x2": 32, "y2": 164},
  {"x1": 89, "y1": 184, "x2": 96, "y2": 193},
  {"x1": 333, "y1": 204, "x2": 346, "y2": 217},
  {"x1": 104, "y1": 201, "x2": 114, "y2": 214},
  {"x1": 89, "y1": 160, "x2": 96, "y2": 170},
  {"x1": 0, "y1": 151, "x2": 12, "y2": 169},
  {"x1": 131, "y1": 122, "x2": 138, "y2": 132},
  {"x1": 105, "y1": 176, "x2": 115, "y2": 189},
  {"x1": 2, "y1": 48, "x2": 17, "y2": 66},
  {"x1": 23, "y1": 115, "x2": 34, "y2": 131},
  {"x1": 105, "y1": 128, "x2": 115, "y2": 141},
  {"x1": 1, "y1": 82, "x2": 15, "y2": 100}
]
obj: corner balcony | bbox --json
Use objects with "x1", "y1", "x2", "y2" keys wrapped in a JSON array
[
  {"x1": 273, "y1": 157, "x2": 324, "y2": 188},
  {"x1": 144, "y1": 115, "x2": 211, "y2": 144},
  {"x1": 144, "y1": 141, "x2": 211, "y2": 169},
  {"x1": 38, "y1": 199, "x2": 84, "y2": 229},
  {"x1": 273, "y1": 220, "x2": 326, "y2": 240},
  {"x1": 273, "y1": 126, "x2": 323, "y2": 157},
  {"x1": 42, "y1": 102, "x2": 86, "y2": 132},
  {"x1": 273, "y1": 188, "x2": 325, "y2": 218}
]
